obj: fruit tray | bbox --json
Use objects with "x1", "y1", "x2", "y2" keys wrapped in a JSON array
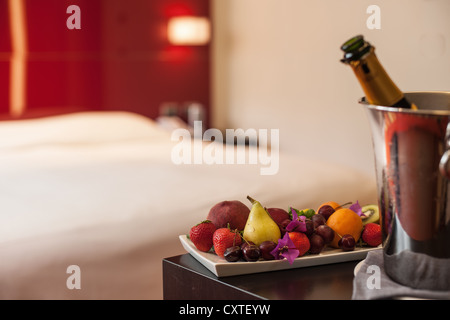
[{"x1": 179, "y1": 235, "x2": 380, "y2": 277}]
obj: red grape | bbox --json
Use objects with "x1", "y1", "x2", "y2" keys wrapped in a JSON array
[
  {"x1": 304, "y1": 220, "x2": 315, "y2": 236},
  {"x1": 259, "y1": 241, "x2": 277, "y2": 260},
  {"x1": 243, "y1": 244, "x2": 261, "y2": 262},
  {"x1": 338, "y1": 234, "x2": 356, "y2": 251},
  {"x1": 309, "y1": 234, "x2": 325, "y2": 254},
  {"x1": 279, "y1": 219, "x2": 291, "y2": 236},
  {"x1": 315, "y1": 225, "x2": 335, "y2": 244},
  {"x1": 240, "y1": 241, "x2": 254, "y2": 251},
  {"x1": 224, "y1": 246, "x2": 242, "y2": 262},
  {"x1": 311, "y1": 214, "x2": 326, "y2": 228},
  {"x1": 317, "y1": 205, "x2": 335, "y2": 221}
]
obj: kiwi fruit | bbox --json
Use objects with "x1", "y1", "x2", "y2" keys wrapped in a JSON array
[{"x1": 361, "y1": 204, "x2": 380, "y2": 225}]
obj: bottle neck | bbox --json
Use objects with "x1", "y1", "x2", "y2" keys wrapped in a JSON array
[{"x1": 349, "y1": 48, "x2": 404, "y2": 107}]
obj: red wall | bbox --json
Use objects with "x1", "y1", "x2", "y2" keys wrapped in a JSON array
[
  {"x1": 0, "y1": 0, "x2": 211, "y2": 123},
  {"x1": 23, "y1": 0, "x2": 102, "y2": 116},
  {"x1": 0, "y1": 0, "x2": 11, "y2": 114}
]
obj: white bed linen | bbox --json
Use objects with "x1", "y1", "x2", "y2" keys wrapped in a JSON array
[{"x1": 0, "y1": 111, "x2": 377, "y2": 299}]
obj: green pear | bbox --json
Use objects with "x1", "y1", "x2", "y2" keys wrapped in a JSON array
[{"x1": 243, "y1": 196, "x2": 281, "y2": 245}]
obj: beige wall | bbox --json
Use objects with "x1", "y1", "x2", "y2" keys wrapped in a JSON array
[{"x1": 211, "y1": 0, "x2": 450, "y2": 175}]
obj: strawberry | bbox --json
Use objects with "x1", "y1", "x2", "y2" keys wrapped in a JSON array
[
  {"x1": 362, "y1": 223, "x2": 382, "y2": 247},
  {"x1": 287, "y1": 232, "x2": 310, "y2": 257},
  {"x1": 189, "y1": 220, "x2": 217, "y2": 252},
  {"x1": 213, "y1": 228, "x2": 242, "y2": 258}
]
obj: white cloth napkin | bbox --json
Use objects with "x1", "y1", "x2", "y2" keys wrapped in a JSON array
[{"x1": 352, "y1": 249, "x2": 450, "y2": 300}]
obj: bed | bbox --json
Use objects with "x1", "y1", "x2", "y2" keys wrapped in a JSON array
[{"x1": 0, "y1": 111, "x2": 377, "y2": 299}]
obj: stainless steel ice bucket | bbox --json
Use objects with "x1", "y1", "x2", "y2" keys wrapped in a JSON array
[{"x1": 361, "y1": 92, "x2": 450, "y2": 291}]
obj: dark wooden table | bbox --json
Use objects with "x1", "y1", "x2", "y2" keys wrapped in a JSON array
[{"x1": 163, "y1": 254, "x2": 359, "y2": 300}]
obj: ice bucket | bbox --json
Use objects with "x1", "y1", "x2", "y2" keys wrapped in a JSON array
[{"x1": 361, "y1": 91, "x2": 450, "y2": 291}]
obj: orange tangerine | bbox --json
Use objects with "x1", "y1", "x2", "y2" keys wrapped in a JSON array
[{"x1": 326, "y1": 208, "x2": 363, "y2": 248}]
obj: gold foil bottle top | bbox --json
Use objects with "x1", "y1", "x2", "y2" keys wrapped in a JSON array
[{"x1": 341, "y1": 35, "x2": 417, "y2": 110}]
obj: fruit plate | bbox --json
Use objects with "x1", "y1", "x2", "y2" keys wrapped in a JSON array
[{"x1": 179, "y1": 235, "x2": 381, "y2": 277}]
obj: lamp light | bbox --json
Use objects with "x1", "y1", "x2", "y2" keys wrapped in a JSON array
[{"x1": 167, "y1": 16, "x2": 211, "y2": 45}]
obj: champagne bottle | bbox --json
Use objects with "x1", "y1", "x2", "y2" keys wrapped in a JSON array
[{"x1": 340, "y1": 35, "x2": 417, "y2": 110}]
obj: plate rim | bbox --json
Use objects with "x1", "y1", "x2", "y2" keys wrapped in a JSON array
[{"x1": 179, "y1": 234, "x2": 380, "y2": 277}]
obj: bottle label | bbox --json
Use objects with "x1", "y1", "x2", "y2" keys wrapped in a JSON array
[{"x1": 353, "y1": 52, "x2": 404, "y2": 106}]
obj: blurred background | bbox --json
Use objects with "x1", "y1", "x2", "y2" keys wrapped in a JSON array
[
  {"x1": 212, "y1": 0, "x2": 450, "y2": 175},
  {"x1": 1, "y1": 0, "x2": 450, "y2": 300},
  {"x1": 1, "y1": 0, "x2": 450, "y2": 175}
]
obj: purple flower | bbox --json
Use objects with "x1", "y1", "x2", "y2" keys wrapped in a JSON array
[
  {"x1": 286, "y1": 207, "x2": 306, "y2": 232},
  {"x1": 270, "y1": 233, "x2": 299, "y2": 265},
  {"x1": 350, "y1": 201, "x2": 364, "y2": 217}
]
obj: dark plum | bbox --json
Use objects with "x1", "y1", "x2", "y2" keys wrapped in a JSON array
[
  {"x1": 266, "y1": 208, "x2": 290, "y2": 225},
  {"x1": 259, "y1": 241, "x2": 277, "y2": 260},
  {"x1": 224, "y1": 246, "x2": 242, "y2": 262},
  {"x1": 315, "y1": 225, "x2": 335, "y2": 244},
  {"x1": 309, "y1": 234, "x2": 325, "y2": 254}
]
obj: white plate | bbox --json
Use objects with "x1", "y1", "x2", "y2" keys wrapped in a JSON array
[{"x1": 179, "y1": 235, "x2": 380, "y2": 277}]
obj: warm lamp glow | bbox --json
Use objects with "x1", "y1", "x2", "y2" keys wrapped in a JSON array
[{"x1": 167, "y1": 16, "x2": 210, "y2": 45}]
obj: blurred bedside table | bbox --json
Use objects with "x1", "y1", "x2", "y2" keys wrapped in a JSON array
[{"x1": 162, "y1": 254, "x2": 358, "y2": 300}]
